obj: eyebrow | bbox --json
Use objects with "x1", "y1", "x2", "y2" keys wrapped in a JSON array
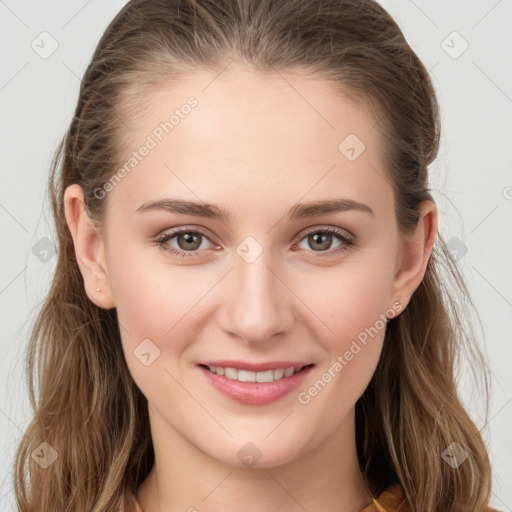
[{"x1": 135, "y1": 197, "x2": 374, "y2": 222}]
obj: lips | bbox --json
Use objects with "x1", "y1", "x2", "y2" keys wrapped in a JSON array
[
  {"x1": 204, "y1": 365, "x2": 302, "y2": 383},
  {"x1": 199, "y1": 360, "x2": 312, "y2": 372},
  {"x1": 197, "y1": 361, "x2": 315, "y2": 405}
]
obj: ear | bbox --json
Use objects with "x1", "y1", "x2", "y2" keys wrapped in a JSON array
[
  {"x1": 388, "y1": 200, "x2": 438, "y2": 314},
  {"x1": 63, "y1": 184, "x2": 115, "y2": 309}
]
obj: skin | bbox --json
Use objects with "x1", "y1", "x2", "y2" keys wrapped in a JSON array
[{"x1": 64, "y1": 64, "x2": 437, "y2": 512}]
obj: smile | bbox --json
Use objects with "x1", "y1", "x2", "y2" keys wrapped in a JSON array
[
  {"x1": 197, "y1": 363, "x2": 315, "y2": 405},
  {"x1": 203, "y1": 365, "x2": 309, "y2": 383}
]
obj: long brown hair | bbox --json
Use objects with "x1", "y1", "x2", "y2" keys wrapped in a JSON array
[{"x1": 14, "y1": 1, "x2": 493, "y2": 510}]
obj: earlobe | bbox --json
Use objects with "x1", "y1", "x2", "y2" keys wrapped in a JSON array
[
  {"x1": 63, "y1": 184, "x2": 115, "y2": 309},
  {"x1": 389, "y1": 200, "x2": 438, "y2": 312}
]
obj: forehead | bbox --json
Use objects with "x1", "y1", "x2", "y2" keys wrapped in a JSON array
[
  {"x1": 123, "y1": 65, "x2": 379, "y2": 150},
  {"x1": 106, "y1": 66, "x2": 392, "y2": 221},
  {"x1": 119, "y1": 64, "x2": 378, "y2": 156}
]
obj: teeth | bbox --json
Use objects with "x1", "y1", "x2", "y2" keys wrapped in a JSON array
[
  {"x1": 256, "y1": 370, "x2": 274, "y2": 383},
  {"x1": 225, "y1": 367, "x2": 238, "y2": 379},
  {"x1": 206, "y1": 365, "x2": 302, "y2": 382},
  {"x1": 283, "y1": 367, "x2": 294, "y2": 378},
  {"x1": 238, "y1": 370, "x2": 256, "y2": 382}
]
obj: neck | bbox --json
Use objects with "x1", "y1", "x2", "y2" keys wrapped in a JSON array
[{"x1": 136, "y1": 405, "x2": 373, "y2": 512}]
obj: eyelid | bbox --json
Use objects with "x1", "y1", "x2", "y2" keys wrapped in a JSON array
[
  {"x1": 154, "y1": 224, "x2": 356, "y2": 259},
  {"x1": 295, "y1": 225, "x2": 354, "y2": 244},
  {"x1": 153, "y1": 226, "x2": 220, "y2": 258},
  {"x1": 155, "y1": 225, "x2": 217, "y2": 244}
]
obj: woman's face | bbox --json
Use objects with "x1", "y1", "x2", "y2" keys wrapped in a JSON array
[{"x1": 92, "y1": 66, "x2": 415, "y2": 467}]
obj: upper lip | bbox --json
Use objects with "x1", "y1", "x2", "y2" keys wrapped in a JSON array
[{"x1": 199, "y1": 360, "x2": 313, "y2": 372}]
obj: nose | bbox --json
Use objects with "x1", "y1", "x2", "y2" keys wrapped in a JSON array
[{"x1": 217, "y1": 245, "x2": 295, "y2": 345}]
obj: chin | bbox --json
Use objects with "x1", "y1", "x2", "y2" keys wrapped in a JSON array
[{"x1": 206, "y1": 436, "x2": 305, "y2": 470}]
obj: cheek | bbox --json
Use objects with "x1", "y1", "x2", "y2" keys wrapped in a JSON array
[
  {"x1": 330, "y1": 285, "x2": 386, "y2": 380},
  {"x1": 334, "y1": 272, "x2": 390, "y2": 343},
  {"x1": 109, "y1": 240, "x2": 199, "y2": 335},
  {"x1": 110, "y1": 254, "x2": 171, "y2": 341},
  {"x1": 298, "y1": 258, "x2": 393, "y2": 348},
  {"x1": 293, "y1": 255, "x2": 394, "y2": 397},
  {"x1": 107, "y1": 245, "x2": 217, "y2": 381},
  {"x1": 294, "y1": 268, "x2": 389, "y2": 429}
]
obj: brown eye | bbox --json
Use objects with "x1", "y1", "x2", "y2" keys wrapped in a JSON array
[
  {"x1": 154, "y1": 228, "x2": 217, "y2": 259},
  {"x1": 295, "y1": 227, "x2": 355, "y2": 257},
  {"x1": 176, "y1": 232, "x2": 202, "y2": 251},
  {"x1": 307, "y1": 232, "x2": 335, "y2": 251}
]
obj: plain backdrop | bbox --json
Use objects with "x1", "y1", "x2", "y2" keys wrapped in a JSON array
[{"x1": 1, "y1": 0, "x2": 511, "y2": 510}]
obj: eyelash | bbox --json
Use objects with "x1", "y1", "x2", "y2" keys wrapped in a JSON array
[{"x1": 153, "y1": 226, "x2": 355, "y2": 259}]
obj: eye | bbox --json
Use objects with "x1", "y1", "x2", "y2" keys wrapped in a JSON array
[
  {"x1": 293, "y1": 227, "x2": 355, "y2": 258},
  {"x1": 153, "y1": 228, "x2": 219, "y2": 259},
  {"x1": 153, "y1": 226, "x2": 355, "y2": 260}
]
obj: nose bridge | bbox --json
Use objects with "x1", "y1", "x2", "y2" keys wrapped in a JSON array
[{"x1": 219, "y1": 236, "x2": 294, "y2": 343}]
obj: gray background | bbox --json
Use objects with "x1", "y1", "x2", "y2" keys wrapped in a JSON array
[{"x1": 1, "y1": 0, "x2": 511, "y2": 509}]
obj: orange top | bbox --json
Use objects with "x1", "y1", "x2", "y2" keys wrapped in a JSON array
[
  {"x1": 362, "y1": 484, "x2": 499, "y2": 512},
  {"x1": 127, "y1": 483, "x2": 499, "y2": 511},
  {"x1": 361, "y1": 484, "x2": 407, "y2": 512}
]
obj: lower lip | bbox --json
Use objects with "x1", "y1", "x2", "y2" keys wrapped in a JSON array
[{"x1": 198, "y1": 365, "x2": 314, "y2": 405}]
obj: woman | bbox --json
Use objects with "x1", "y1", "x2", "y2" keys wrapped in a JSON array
[{"x1": 14, "y1": 0, "x2": 498, "y2": 510}]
